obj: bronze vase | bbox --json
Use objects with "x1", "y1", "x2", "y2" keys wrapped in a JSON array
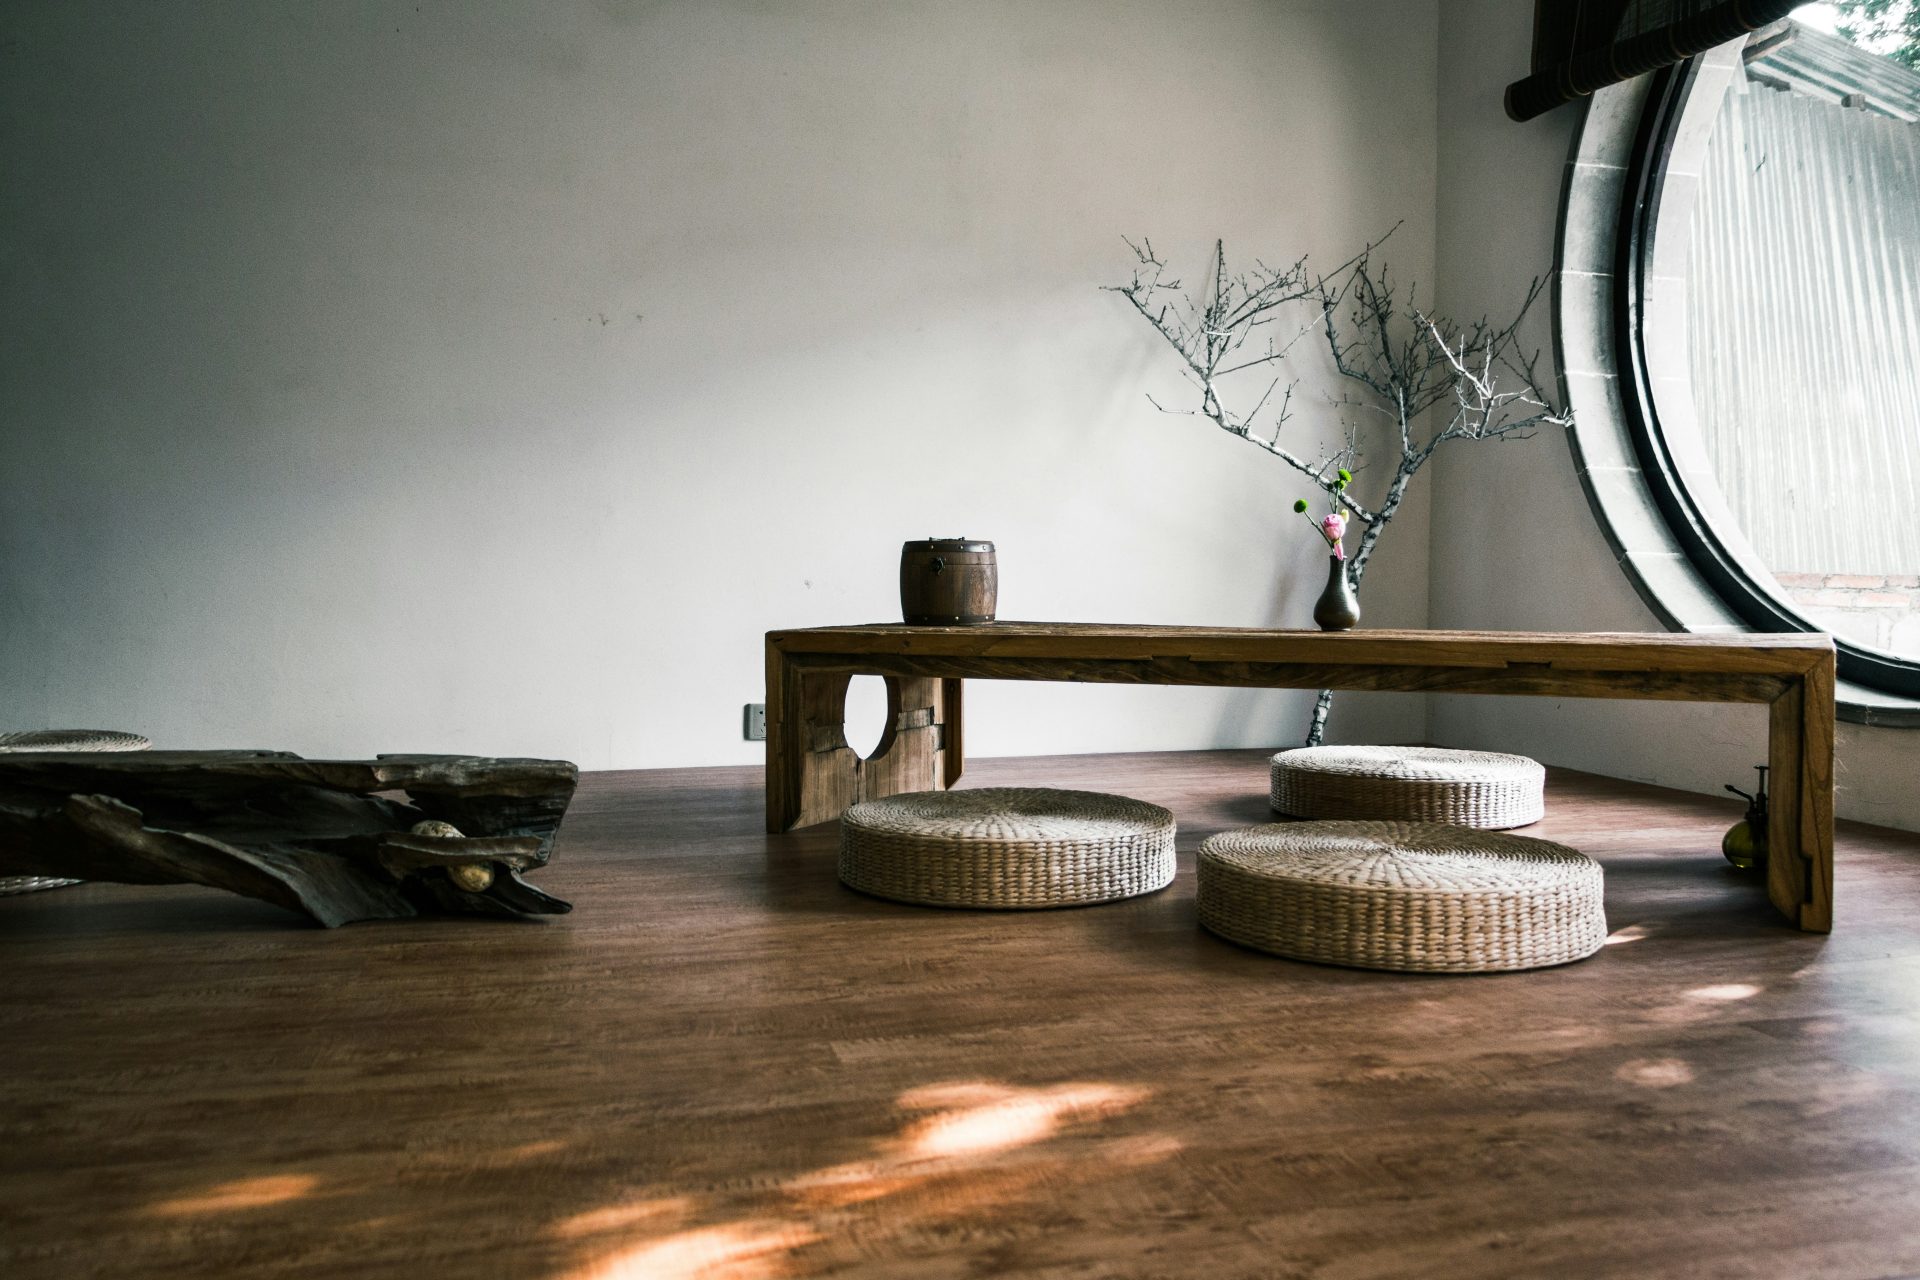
[{"x1": 1313, "y1": 556, "x2": 1360, "y2": 631}]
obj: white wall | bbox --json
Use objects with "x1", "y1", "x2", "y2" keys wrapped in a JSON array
[
  {"x1": 1429, "y1": 0, "x2": 1920, "y2": 833},
  {"x1": 1, "y1": 0, "x2": 1439, "y2": 769},
  {"x1": 7, "y1": 0, "x2": 1909, "y2": 816}
]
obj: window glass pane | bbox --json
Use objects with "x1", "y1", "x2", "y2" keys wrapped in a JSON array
[{"x1": 1684, "y1": 12, "x2": 1920, "y2": 657}]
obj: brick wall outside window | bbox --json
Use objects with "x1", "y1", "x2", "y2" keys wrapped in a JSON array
[{"x1": 1774, "y1": 572, "x2": 1920, "y2": 655}]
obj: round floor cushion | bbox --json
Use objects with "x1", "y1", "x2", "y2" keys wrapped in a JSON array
[
  {"x1": 839, "y1": 787, "x2": 1176, "y2": 909},
  {"x1": 0, "y1": 729, "x2": 151, "y2": 754},
  {"x1": 1270, "y1": 745, "x2": 1545, "y2": 829},
  {"x1": 1198, "y1": 821, "x2": 1605, "y2": 973}
]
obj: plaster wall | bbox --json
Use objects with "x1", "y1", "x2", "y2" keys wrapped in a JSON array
[
  {"x1": 1430, "y1": 0, "x2": 1920, "y2": 833},
  {"x1": 2, "y1": 0, "x2": 1438, "y2": 768}
]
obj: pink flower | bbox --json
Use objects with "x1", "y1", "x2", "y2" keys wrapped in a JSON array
[{"x1": 1321, "y1": 512, "x2": 1347, "y2": 559}]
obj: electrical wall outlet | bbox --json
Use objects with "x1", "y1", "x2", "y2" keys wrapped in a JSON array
[{"x1": 743, "y1": 703, "x2": 766, "y2": 741}]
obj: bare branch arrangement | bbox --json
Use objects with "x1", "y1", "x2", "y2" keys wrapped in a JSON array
[{"x1": 1110, "y1": 234, "x2": 1572, "y2": 744}]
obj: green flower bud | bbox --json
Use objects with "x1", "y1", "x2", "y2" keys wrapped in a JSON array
[
  {"x1": 1337, "y1": 468, "x2": 1353, "y2": 483},
  {"x1": 1293, "y1": 499, "x2": 1309, "y2": 513}
]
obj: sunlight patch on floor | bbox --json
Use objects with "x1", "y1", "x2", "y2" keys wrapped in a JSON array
[
  {"x1": 147, "y1": 1173, "x2": 319, "y2": 1216},
  {"x1": 551, "y1": 1079, "x2": 1167, "y2": 1280},
  {"x1": 550, "y1": 1196, "x2": 697, "y2": 1240},
  {"x1": 899, "y1": 1081, "x2": 1148, "y2": 1161},
  {"x1": 566, "y1": 1221, "x2": 821, "y2": 1280},
  {"x1": 503, "y1": 1139, "x2": 568, "y2": 1162},
  {"x1": 1686, "y1": 983, "x2": 1762, "y2": 1001},
  {"x1": 1604, "y1": 924, "x2": 1653, "y2": 945},
  {"x1": 1615, "y1": 1058, "x2": 1695, "y2": 1088}
]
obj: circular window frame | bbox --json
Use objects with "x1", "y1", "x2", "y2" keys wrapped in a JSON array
[{"x1": 1556, "y1": 47, "x2": 1920, "y2": 726}]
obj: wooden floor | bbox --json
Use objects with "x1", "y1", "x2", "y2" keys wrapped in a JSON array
[{"x1": 5, "y1": 750, "x2": 1920, "y2": 1280}]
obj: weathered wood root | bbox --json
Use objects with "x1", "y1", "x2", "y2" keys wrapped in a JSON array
[{"x1": 0, "y1": 752, "x2": 579, "y2": 927}]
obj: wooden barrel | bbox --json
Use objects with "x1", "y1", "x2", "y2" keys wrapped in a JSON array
[{"x1": 900, "y1": 538, "x2": 997, "y2": 625}]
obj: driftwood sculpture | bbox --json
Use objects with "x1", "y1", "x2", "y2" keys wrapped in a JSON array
[{"x1": 0, "y1": 751, "x2": 578, "y2": 927}]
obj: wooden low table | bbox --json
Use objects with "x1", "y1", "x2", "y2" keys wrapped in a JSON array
[{"x1": 765, "y1": 625, "x2": 1835, "y2": 932}]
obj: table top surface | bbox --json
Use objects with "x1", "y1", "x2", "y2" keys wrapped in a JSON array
[{"x1": 768, "y1": 623, "x2": 1835, "y2": 673}]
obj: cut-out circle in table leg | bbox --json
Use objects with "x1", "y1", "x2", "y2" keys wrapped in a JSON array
[{"x1": 843, "y1": 674, "x2": 890, "y2": 762}]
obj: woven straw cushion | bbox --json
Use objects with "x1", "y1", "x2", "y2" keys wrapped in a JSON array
[
  {"x1": 0, "y1": 729, "x2": 151, "y2": 753},
  {"x1": 1270, "y1": 745, "x2": 1545, "y2": 829},
  {"x1": 0, "y1": 729, "x2": 150, "y2": 895},
  {"x1": 1198, "y1": 821, "x2": 1605, "y2": 973},
  {"x1": 839, "y1": 787, "x2": 1176, "y2": 909}
]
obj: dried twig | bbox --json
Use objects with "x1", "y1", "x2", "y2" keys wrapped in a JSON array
[{"x1": 1110, "y1": 234, "x2": 1572, "y2": 744}]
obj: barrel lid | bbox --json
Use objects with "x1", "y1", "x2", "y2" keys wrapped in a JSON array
[{"x1": 903, "y1": 537, "x2": 994, "y2": 553}]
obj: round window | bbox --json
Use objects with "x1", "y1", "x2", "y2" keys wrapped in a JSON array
[{"x1": 1617, "y1": 17, "x2": 1920, "y2": 699}]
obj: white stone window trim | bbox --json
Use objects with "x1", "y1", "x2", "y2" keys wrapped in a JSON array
[{"x1": 1554, "y1": 51, "x2": 1920, "y2": 728}]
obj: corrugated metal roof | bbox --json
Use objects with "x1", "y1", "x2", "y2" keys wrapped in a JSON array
[
  {"x1": 1687, "y1": 66, "x2": 1920, "y2": 576},
  {"x1": 1745, "y1": 21, "x2": 1920, "y2": 122}
]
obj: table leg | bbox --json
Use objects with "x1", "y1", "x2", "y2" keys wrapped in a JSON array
[
  {"x1": 941, "y1": 678, "x2": 964, "y2": 788},
  {"x1": 766, "y1": 644, "x2": 851, "y2": 833},
  {"x1": 1767, "y1": 657, "x2": 1835, "y2": 933},
  {"x1": 860, "y1": 677, "x2": 956, "y2": 809},
  {"x1": 766, "y1": 641, "x2": 793, "y2": 833},
  {"x1": 765, "y1": 645, "x2": 959, "y2": 832}
]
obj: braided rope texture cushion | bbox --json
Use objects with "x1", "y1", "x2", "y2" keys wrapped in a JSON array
[
  {"x1": 1270, "y1": 745, "x2": 1545, "y2": 829},
  {"x1": 1199, "y1": 821, "x2": 1605, "y2": 973},
  {"x1": 840, "y1": 787, "x2": 1176, "y2": 909},
  {"x1": 0, "y1": 730, "x2": 152, "y2": 896},
  {"x1": 0, "y1": 730, "x2": 151, "y2": 754}
]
